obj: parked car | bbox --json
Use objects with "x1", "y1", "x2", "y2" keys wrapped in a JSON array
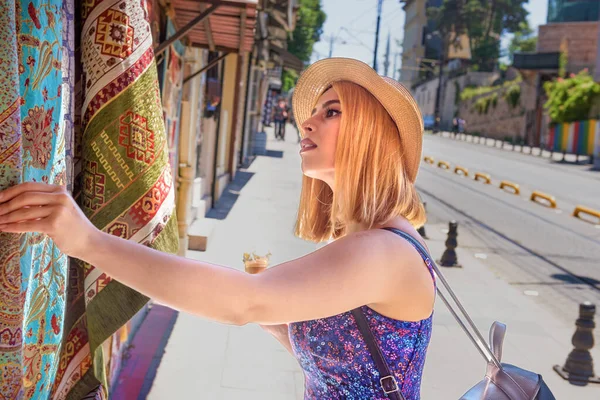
[{"x1": 423, "y1": 115, "x2": 436, "y2": 131}]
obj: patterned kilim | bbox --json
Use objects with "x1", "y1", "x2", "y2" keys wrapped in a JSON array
[
  {"x1": 50, "y1": 0, "x2": 179, "y2": 399},
  {"x1": 0, "y1": 1, "x2": 69, "y2": 398}
]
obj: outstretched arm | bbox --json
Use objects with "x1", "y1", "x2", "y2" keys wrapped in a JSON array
[{"x1": 0, "y1": 183, "x2": 426, "y2": 326}]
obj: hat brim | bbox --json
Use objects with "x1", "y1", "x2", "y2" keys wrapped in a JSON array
[{"x1": 292, "y1": 58, "x2": 424, "y2": 182}]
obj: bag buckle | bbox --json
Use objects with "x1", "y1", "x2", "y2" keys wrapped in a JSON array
[{"x1": 380, "y1": 375, "x2": 399, "y2": 394}]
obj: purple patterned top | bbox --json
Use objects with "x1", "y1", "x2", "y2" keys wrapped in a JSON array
[{"x1": 289, "y1": 233, "x2": 435, "y2": 399}]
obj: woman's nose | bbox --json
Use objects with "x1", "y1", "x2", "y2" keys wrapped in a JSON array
[{"x1": 301, "y1": 119, "x2": 315, "y2": 134}]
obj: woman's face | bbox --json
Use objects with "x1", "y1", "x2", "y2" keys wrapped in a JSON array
[{"x1": 299, "y1": 88, "x2": 341, "y2": 186}]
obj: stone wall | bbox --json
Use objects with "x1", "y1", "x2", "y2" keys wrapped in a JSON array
[
  {"x1": 440, "y1": 71, "x2": 499, "y2": 130},
  {"x1": 458, "y1": 79, "x2": 537, "y2": 141},
  {"x1": 412, "y1": 71, "x2": 499, "y2": 129}
]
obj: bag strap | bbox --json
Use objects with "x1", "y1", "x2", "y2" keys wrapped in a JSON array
[
  {"x1": 381, "y1": 227, "x2": 502, "y2": 369},
  {"x1": 351, "y1": 308, "x2": 406, "y2": 400}
]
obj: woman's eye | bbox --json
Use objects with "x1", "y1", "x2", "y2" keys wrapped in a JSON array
[{"x1": 325, "y1": 109, "x2": 340, "y2": 118}]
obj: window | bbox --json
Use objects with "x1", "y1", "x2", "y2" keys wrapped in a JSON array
[{"x1": 548, "y1": 0, "x2": 600, "y2": 23}]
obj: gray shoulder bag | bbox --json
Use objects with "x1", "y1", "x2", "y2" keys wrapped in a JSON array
[{"x1": 351, "y1": 227, "x2": 556, "y2": 400}]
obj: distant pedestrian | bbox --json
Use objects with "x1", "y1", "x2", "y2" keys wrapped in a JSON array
[
  {"x1": 458, "y1": 118, "x2": 466, "y2": 133},
  {"x1": 272, "y1": 97, "x2": 290, "y2": 140},
  {"x1": 452, "y1": 117, "x2": 459, "y2": 137}
]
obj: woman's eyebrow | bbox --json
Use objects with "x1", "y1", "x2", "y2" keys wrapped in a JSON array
[{"x1": 311, "y1": 100, "x2": 341, "y2": 116}]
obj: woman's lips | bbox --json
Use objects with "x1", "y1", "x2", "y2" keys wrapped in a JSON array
[{"x1": 300, "y1": 138, "x2": 317, "y2": 153}]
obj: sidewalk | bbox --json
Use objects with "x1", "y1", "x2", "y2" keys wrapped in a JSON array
[{"x1": 140, "y1": 125, "x2": 599, "y2": 399}]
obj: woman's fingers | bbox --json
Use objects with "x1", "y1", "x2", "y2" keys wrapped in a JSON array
[
  {"x1": 0, "y1": 205, "x2": 57, "y2": 225},
  {"x1": 0, "y1": 217, "x2": 54, "y2": 234},
  {"x1": 0, "y1": 182, "x2": 63, "y2": 203},
  {"x1": 0, "y1": 191, "x2": 66, "y2": 216}
]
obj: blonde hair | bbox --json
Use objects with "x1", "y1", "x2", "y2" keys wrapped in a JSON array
[{"x1": 295, "y1": 81, "x2": 426, "y2": 242}]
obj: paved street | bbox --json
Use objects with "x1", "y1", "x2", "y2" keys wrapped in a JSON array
[
  {"x1": 419, "y1": 133, "x2": 600, "y2": 338},
  {"x1": 135, "y1": 125, "x2": 600, "y2": 399},
  {"x1": 424, "y1": 132, "x2": 600, "y2": 212}
]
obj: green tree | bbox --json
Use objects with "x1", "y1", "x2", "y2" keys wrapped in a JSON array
[
  {"x1": 508, "y1": 21, "x2": 537, "y2": 61},
  {"x1": 429, "y1": 0, "x2": 528, "y2": 72},
  {"x1": 282, "y1": 0, "x2": 326, "y2": 92},
  {"x1": 426, "y1": 0, "x2": 469, "y2": 82},
  {"x1": 287, "y1": 0, "x2": 326, "y2": 63}
]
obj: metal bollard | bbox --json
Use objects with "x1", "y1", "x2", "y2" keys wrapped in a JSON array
[
  {"x1": 554, "y1": 302, "x2": 600, "y2": 384},
  {"x1": 439, "y1": 221, "x2": 461, "y2": 268},
  {"x1": 417, "y1": 202, "x2": 428, "y2": 239}
]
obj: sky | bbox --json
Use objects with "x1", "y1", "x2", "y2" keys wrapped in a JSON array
[{"x1": 310, "y1": 0, "x2": 549, "y2": 77}]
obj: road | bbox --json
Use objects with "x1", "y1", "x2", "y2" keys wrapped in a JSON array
[
  {"x1": 418, "y1": 133, "x2": 600, "y2": 331},
  {"x1": 423, "y1": 133, "x2": 600, "y2": 212}
]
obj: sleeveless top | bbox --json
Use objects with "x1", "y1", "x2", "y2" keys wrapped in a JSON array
[{"x1": 289, "y1": 228, "x2": 436, "y2": 399}]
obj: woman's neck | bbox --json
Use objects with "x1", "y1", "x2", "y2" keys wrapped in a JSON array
[
  {"x1": 345, "y1": 221, "x2": 373, "y2": 235},
  {"x1": 345, "y1": 216, "x2": 412, "y2": 236}
]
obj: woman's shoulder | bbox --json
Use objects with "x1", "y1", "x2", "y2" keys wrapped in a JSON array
[
  {"x1": 348, "y1": 228, "x2": 434, "y2": 321},
  {"x1": 330, "y1": 228, "x2": 428, "y2": 272}
]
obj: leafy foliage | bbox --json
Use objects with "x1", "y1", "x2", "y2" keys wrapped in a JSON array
[
  {"x1": 282, "y1": 69, "x2": 298, "y2": 93},
  {"x1": 282, "y1": 0, "x2": 326, "y2": 93},
  {"x1": 508, "y1": 21, "x2": 537, "y2": 61},
  {"x1": 544, "y1": 69, "x2": 600, "y2": 124},
  {"x1": 504, "y1": 83, "x2": 520, "y2": 109},
  {"x1": 286, "y1": 0, "x2": 326, "y2": 63},
  {"x1": 460, "y1": 75, "x2": 521, "y2": 102}
]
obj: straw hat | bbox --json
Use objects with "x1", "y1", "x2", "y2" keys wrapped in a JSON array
[{"x1": 292, "y1": 57, "x2": 424, "y2": 183}]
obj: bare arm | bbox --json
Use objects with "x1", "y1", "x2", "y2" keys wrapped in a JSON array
[{"x1": 0, "y1": 183, "x2": 431, "y2": 327}]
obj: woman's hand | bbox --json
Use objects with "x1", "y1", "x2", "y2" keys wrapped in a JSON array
[{"x1": 0, "y1": 182, "x2": 101, "y2": 259}]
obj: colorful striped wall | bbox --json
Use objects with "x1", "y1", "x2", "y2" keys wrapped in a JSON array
[{"x1": 547, "y1": 120, "x2": 600, "y2": 155}]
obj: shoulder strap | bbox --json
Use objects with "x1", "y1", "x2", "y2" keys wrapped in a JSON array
[
  {"x1": 351, "y1": 308, "x2": 406, "y2": 400},
  {"x1": 380, "y1": 227, "x2": 503, "y2": 369},
  {"x1": 349, "y1": 227, "x2": 432, "y2": 399},
  {"x1": 381, "y1": 227, "x2": 431, "y2": 265}
]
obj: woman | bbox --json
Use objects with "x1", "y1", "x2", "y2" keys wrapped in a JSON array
[
  {"x1": 272, "y1": 96, "x2": 291, "y2": 140},
  {"x1": 0, "y1": 58, "x2": 434, "y2": 399}
]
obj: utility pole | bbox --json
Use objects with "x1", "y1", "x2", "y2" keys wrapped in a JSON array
[
  {"x1": 373, "y1": 0, "x2": 383, "y2": 72},
  {"x1": 329, "y1": 35, "x2": 334, "y2": 58},
  {"x1": 433, "y1": 36, "x2": 445, "y2": 132},
  {"x1": 383, "y1": 32, "x2": 391, "y2": 76},
  {"x1": 393, "y1": 51, "x2": 399, "y2": 80},
  {"x1": 594, "y1": 3, "x2": 600, "y2": 169}
]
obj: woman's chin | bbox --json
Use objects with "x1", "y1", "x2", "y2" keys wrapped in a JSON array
[{"x1": 300, "y1": 167, "x2": 331, "y2": 184}]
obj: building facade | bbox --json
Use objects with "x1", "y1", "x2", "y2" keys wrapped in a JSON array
[
  {"x1": 400, "y1": 0, "x2": 442, "y2": 88},
  {"x1": 400, "y1": 0, "x2": 427, "y2": 87}
]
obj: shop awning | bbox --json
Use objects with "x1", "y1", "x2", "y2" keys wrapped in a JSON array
[
  {"x1": 158, "y1": 0, "x2": 258, "y2": 56},
  {"x1": 270, "y1": 44, "x2": 304, "y2": 72},
  {"x1": 513, "y1": 52, "x2": 560, "y2": 71}
]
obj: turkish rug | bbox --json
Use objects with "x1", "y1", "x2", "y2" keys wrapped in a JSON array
[{"x1": 49, "y1": 0, "x2": 179, "y2": 399}]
